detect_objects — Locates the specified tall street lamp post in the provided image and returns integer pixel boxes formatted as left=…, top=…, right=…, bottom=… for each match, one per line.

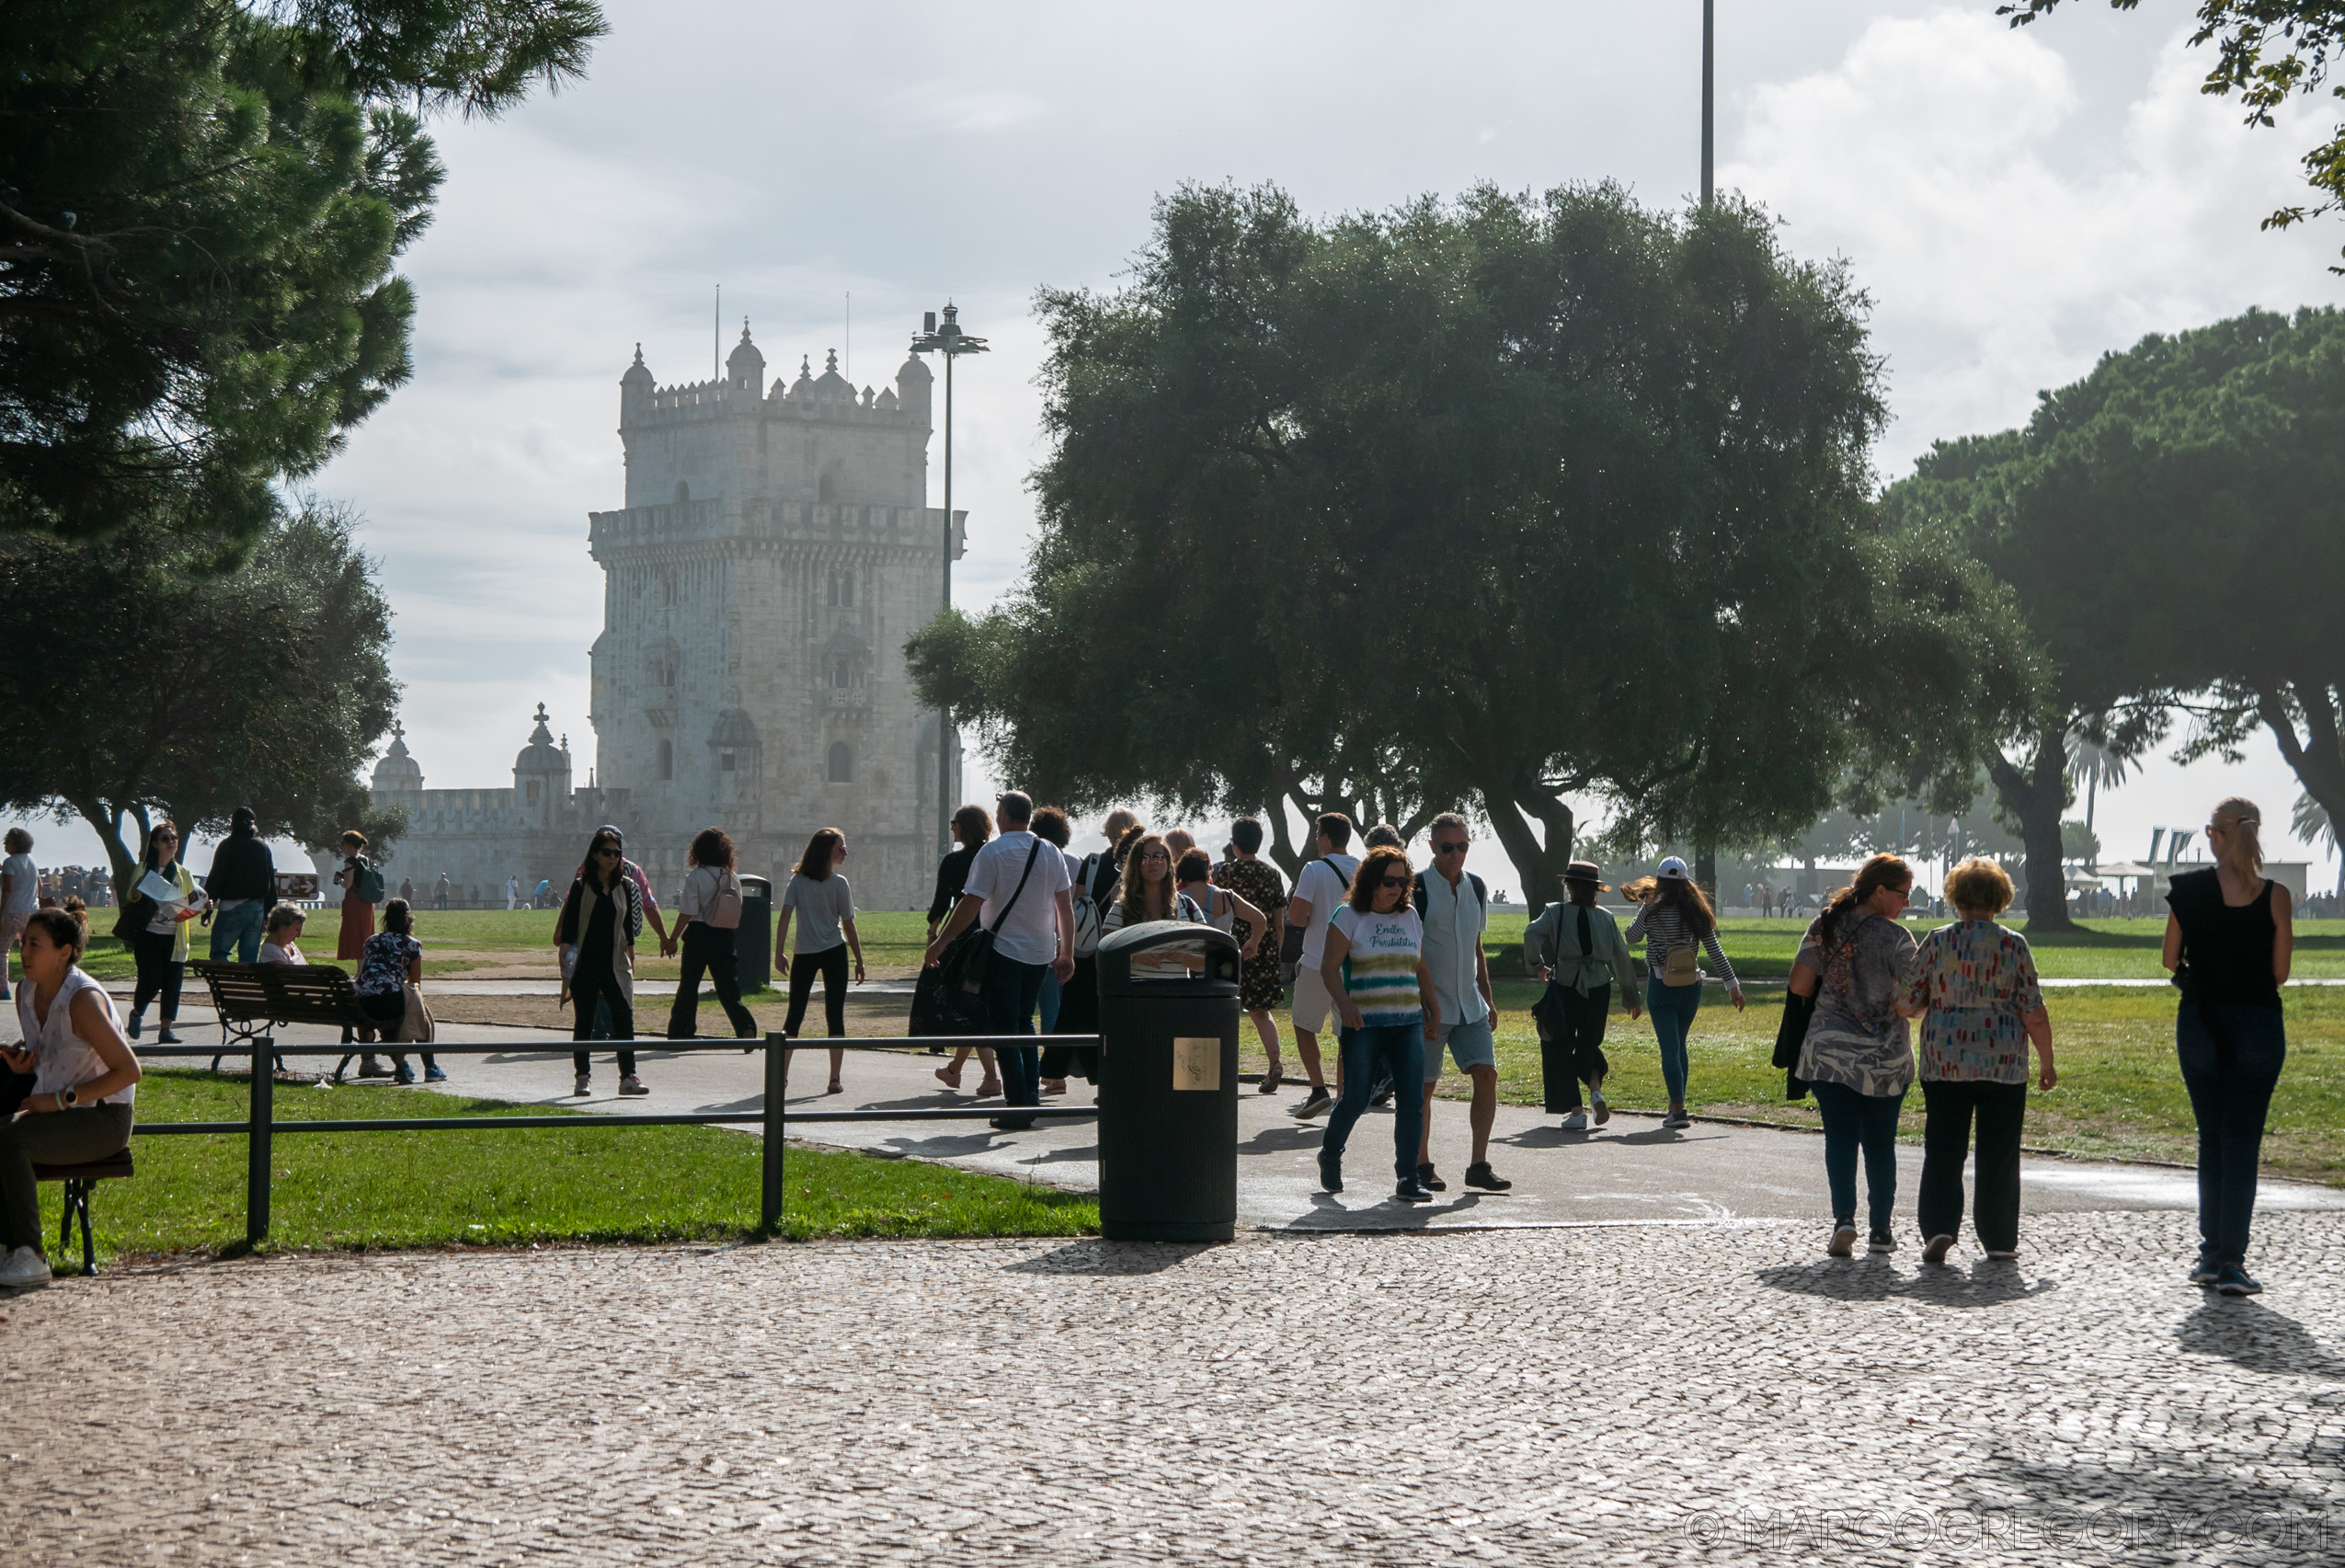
left=1701, top=0, right=1715, bottom=208
left=909, top=303, right=988, bottom=858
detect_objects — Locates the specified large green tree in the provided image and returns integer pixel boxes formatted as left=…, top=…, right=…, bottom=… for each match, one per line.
left=912, top=183, right=2030, bottom=909
left=2005, top=2, right=2345, bottom=265
left=0, top=0, right=603, bottom=548
left=0, top=503, right=402, bottom=891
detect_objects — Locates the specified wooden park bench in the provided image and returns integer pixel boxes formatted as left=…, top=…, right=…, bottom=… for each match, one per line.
left=35, top=1150, right=134, bottom=1276
left=188, top=960, right=374, bottom=1078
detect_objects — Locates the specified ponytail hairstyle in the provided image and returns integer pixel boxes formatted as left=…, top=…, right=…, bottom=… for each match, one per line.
left=2210, top=795, right=2264, bottom=878
left=382, top=897, right=414, bottom=936
left=1818, top=853, right=1914, bottom=950
left=24, top=903, right=87, bottom=963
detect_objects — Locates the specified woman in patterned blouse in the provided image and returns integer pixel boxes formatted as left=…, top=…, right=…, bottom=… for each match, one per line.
left=1898, top=858, right=2056, bottom=1265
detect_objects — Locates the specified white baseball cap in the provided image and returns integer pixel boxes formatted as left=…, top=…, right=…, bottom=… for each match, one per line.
left=1655, top=856, right=1692, bottom=881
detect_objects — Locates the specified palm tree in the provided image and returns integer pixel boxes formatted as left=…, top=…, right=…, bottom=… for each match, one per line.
left=2292, top=793, right=2340, bottom=898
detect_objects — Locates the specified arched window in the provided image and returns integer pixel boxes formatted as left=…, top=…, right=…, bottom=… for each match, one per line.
left=658, top=738, right=674, bottom=781
left=830, top=657, right=851, bottom=689
left=827, top=742, right=852, bottom=784
left=828, top=569, right=855, bottom=608
left=719, top=749, right=737, bottom=773
left=525, top=779, right=542, bottom=804
left=818, top=464, right=841, bottom=505
left=674, top=480, right=690, bottom=505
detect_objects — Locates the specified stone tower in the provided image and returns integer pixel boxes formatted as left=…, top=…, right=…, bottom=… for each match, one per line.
left=585, top=324, right=964, bottom=906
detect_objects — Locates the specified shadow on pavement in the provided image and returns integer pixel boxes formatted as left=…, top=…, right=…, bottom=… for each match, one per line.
left=1242, top=1125, right=1328, bottom=1153
left=1002, top=1240, right=1219, bottom=1275
left=1755, top=1255, right=2058, bottom=1306
left=2177, top=1298, right=2345, bottom=1379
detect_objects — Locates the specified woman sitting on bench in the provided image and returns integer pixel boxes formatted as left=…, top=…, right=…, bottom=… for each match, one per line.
left=0, top=905, right=140, bottom=1288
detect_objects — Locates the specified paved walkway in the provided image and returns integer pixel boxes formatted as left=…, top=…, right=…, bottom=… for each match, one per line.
left=7, top=1215, right=2344, bottom=1565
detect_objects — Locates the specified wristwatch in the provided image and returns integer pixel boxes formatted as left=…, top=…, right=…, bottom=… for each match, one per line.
left=59, top=1085, right=78, bottom=1109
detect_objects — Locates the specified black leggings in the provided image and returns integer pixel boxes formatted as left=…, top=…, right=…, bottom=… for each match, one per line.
left=1539, top=983, right=1612, bottom=1112
left=784, top=944, right=849, bottom=1038
left=570, top=963, right=637, bottom=1078
left=669, top=922, right=756, bottom=1040
left=131, top=929, right=183, bottom=1021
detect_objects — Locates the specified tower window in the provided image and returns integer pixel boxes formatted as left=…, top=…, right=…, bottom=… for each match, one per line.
left=830, top=658, right=851, bottom=689
left=526, top=779, right=542, bottom=804
left=720, top=750, right=737, bottom=773
left=827, top=742, right=852, bottom=784
left=658, top=738, right=674, bottom=780
left=829, top=570, right=855, bottom=608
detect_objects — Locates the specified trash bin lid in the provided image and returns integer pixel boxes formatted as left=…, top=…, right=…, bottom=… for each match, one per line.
left=738, top=875, right=772, bottom=897
left=1097, top=920, right=1241, bottom=992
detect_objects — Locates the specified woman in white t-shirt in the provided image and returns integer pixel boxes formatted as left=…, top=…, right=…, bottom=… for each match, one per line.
left=0, top=827, right=37, bottom=1001
left=668, top=827, right=757, bottom=1044
left=780, top=828, right=866, bottom=1094
left=0, top=906, right=140, bottom=1287
left=1315, top=845, right=1440, bottom=1204
left=259, top=904, right=309, bottom=966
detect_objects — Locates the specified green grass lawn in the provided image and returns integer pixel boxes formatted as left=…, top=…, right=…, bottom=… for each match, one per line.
left=49, top=1069, right=1095, bottom=1267
left=1403, top=980, right=2345, bottom=1185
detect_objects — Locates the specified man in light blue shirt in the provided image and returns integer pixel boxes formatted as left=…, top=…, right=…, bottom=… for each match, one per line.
left=1415, top=812, right=1507, bottom=1193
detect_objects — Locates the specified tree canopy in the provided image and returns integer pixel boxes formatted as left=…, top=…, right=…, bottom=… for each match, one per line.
left=0, top=0, right=604, bottom=549
left=0, top=503, right=402, bottom=890
left=910, top=182, right=2031, bottom=906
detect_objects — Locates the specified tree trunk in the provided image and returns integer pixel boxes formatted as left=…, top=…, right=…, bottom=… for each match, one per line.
left=1987, top=720, right=2076, bottom=932
left=68, top=795, right=143, bottom=906
left=1478, top=779, right=1573, bottom=918
left=1265, top=800, right=1303, bottom=880
left=2258, top=681, right=2345, bottom=905
left=1695, top=845, right=1718, bottom=907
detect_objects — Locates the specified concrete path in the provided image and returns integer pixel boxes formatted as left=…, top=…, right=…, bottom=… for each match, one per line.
left=159, top=1021, right=2345, bottom=1236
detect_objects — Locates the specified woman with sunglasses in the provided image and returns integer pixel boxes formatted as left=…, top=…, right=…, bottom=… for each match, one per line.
left=2162, top=796, right=2292, bottom=1296
left=1789, top=853, right=1919, bottom=1257
left=555, top=827, right=649, bottom=1097
left=1100, top=834, right=1207, bottom=977
left=124, top=819, right=205, bottom=1045
left=1316, top=844, right=1440, bottom=1203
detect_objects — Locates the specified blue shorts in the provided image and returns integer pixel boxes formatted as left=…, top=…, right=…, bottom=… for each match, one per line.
left=1426, top=1017, right=1496, bottom=1080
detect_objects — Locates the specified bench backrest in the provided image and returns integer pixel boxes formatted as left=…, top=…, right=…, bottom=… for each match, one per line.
left=189, top=961, right=367, bottom=1027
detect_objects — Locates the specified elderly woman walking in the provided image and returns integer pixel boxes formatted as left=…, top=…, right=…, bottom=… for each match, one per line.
left=2164, top=796, right=2293, bottom=1297
left=1525, top=861, right=1642, bottom=1129
left=1790, top=853, right=1919, bottom=1257
left=1899, top=858, right=2056, bottom=1264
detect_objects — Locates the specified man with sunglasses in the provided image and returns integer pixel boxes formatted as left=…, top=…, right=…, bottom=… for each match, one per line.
left=1413, top=813, right=1509, bottom=1192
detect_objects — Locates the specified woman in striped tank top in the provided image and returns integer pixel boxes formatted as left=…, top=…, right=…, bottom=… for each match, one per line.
left=1315, top=844, right=1441, bottom=1203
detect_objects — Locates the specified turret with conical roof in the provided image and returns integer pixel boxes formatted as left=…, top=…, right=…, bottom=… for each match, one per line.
left=725, top=320, right=764, bottom=395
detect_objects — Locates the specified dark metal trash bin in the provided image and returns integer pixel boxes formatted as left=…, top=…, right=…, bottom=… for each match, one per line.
left=1096, top=920, right=1241, bottom=1242
left=736, top=876, right=773, bottom=993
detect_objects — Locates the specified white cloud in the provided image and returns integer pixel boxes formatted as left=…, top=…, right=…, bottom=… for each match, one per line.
left=1724, top=7, right=2345, bottom=472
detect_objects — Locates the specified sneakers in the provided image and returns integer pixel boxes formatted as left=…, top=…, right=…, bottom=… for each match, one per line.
left=1662, top=1108, right=1691, bottom=1129
left=1394, top=1178, right=1434, bottom=1203
left=1290, top=1087, right=1333, bottom=1119
left=1040, top=1079, right=1068, bottom=1096
left=423, top=1066, right=448, bottom=1083
left=933, top=1064, right=964, bottom=1091
left=618, top=1075, right=649, bottom=1096
left=1368, top=1090, right=1394, bottom=1109
left=0, top=1245, right=50, bottom=1288
left=1558, top=1110, right=1589, bottom=1132
left=1590, top=1088, right=1610, bottom=1127
left=125, top=1011, right=143, bottom=1040
left=1985, top=1248, right=2018, bottom=1261
left=975, top=1077, right=1003, bottom=1099
left=2215, top=1265, right=2263, bottom=1297
left=1464, top=1162, right=1512, bottom=1192
left=1416, top=1162, right=1447, bottom=1193
left=359, top=1057, right=393, bottom=1080
left=392, top=1064, right=417, bottom=1086
left=1317, top=1149, right=1343, bottom=1194
left=1921, top=1233, right=1954, bottom=1265
left=574, top=1073, right=592, bottom=1096
left=1827, top=1223, right=1858, bottom=1258
left=156, top=1028, right=183, bottom=1045
left=1868, top=1228, right=1898, bottom=1253
left=2189, top=1259, right=2222, bottom=1287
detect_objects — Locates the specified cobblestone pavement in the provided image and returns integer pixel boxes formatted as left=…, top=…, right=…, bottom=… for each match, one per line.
left=7, top=1210, right=2344, bottom=1566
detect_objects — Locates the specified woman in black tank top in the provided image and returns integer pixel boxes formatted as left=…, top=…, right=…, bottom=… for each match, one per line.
left=2161, top=797, right=2293, bottom=1297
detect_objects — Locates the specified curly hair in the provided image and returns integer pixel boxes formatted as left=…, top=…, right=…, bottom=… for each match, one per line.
left=690, top=826, right=737, bottom=871
left=1347, top=845, right=1414, bottom=913
left=1944, top=857, right=2013, bottom=917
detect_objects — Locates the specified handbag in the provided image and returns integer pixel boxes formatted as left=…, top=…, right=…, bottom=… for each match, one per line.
left=1773, top=986, right=1816, bottom=1100
left=940, top=840, right=1043, bottom=999
left=398, top=983, right=437, bottom=1045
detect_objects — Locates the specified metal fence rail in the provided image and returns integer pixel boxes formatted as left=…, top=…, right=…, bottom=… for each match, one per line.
left=130, top=1033, right=1101, bottom=1242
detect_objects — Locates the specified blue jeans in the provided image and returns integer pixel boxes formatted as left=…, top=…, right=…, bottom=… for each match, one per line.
left=1645, top=977, right=1702, bottom=1104
left=1321, top=1022, right=1427, bottom=1183
left=1038, top=967, right=1063, bottom=1034
left=982, top=956, right=1050, bottom=1113
left=209, top=900, right=265, bottom=964
left=1812, top=1080, right=1906, bottom=1231
left=2177, top=1003, right=2286, bottom=1268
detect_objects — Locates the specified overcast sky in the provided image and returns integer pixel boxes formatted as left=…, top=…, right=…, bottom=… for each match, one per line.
left=18, top=1, right=2345, bottom=892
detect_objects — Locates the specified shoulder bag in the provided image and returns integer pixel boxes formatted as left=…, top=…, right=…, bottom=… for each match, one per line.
left=704, top=869, right=743, bottom=931
left=1279, top=859, right=1336, bottom=980
left=941, top=841, right=1044, bottom=999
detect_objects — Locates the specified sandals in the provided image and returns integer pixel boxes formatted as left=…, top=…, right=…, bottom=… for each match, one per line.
left=1258, top=1068, right=1285, bottom=1095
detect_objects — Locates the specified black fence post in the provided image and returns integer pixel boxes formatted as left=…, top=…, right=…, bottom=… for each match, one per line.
left=246, top=1035, right=273, bottom=1245
left=760, top=1031, right=786, bottom=1235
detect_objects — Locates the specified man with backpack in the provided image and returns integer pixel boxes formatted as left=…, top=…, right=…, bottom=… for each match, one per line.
left=1284, top=813, right=1360, bottom=1119
left=1413, top=813, right=1509, bottom=1192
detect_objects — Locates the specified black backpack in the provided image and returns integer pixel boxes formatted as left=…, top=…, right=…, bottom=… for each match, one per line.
left=1412, top=870, right=1485, bottom=917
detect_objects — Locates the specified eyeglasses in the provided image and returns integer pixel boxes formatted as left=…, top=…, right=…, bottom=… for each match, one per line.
left=595, top=845, right=622, bottom=858
left=1139, top=851, right=1171, bottom=863
left=1378, top=875, right=1409, bottom=888
left=1433, top=841, right=1468, bottom=854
